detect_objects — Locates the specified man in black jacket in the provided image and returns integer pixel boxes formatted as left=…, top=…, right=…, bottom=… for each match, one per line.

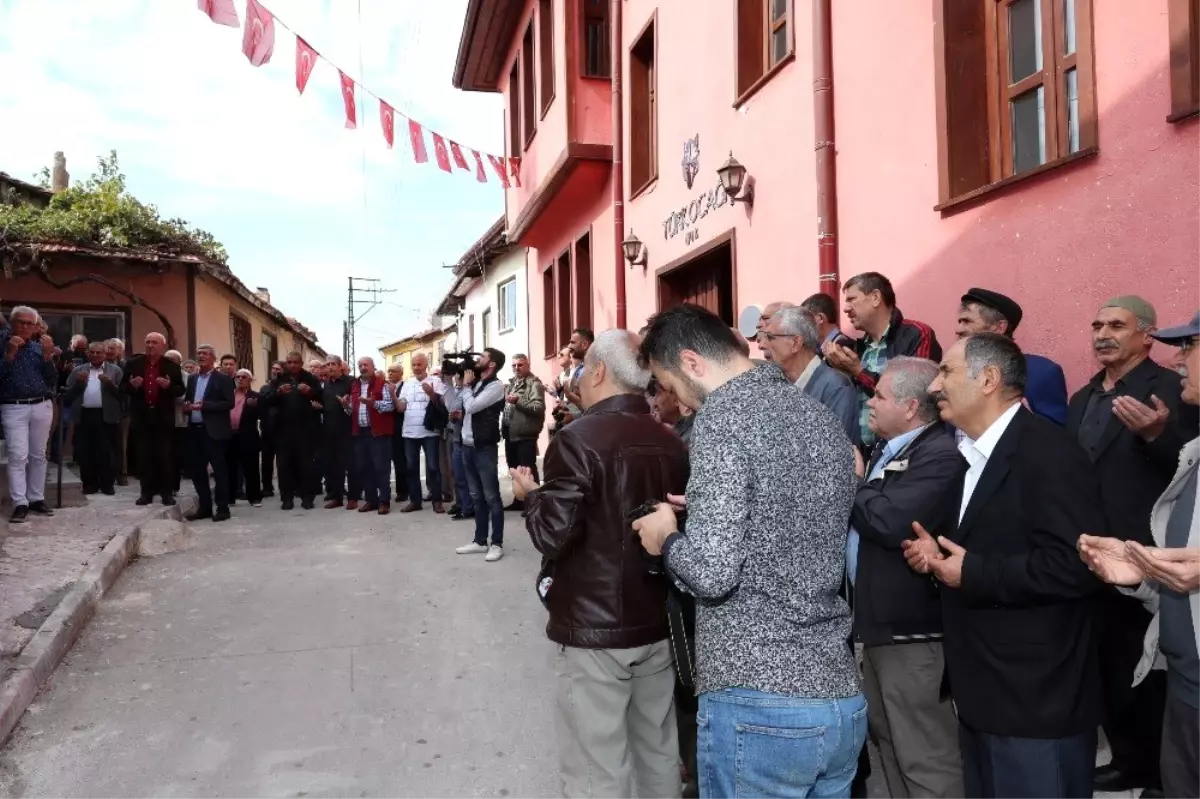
left=851, top=357, right=965, bottom=798
left=320, top=356, right=355, bottom=509
left=183, top=345, right=235, bottom=522
left=227, top=369, right=263, bottom=508
left=906, top=334, right=1105, bottom=798
left=122, top=332, right=186, bottom=507
left=264, top=351, right=323, bottom=510
left=260, top=360, right=284, bottom=498
left=1067, top=296, right=1198, bottom=794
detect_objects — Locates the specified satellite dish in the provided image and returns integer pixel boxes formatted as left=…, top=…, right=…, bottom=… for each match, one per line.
left=737, top=305, right=762, bottom=338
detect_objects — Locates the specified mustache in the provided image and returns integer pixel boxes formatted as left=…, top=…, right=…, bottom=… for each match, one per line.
left=1094, top=339, right=1119, bottom=351
left=931, top=391, right=949, bottom=404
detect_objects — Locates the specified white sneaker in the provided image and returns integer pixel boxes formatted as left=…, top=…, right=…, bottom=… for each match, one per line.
left=485, top=545, right=504, bottom=562
left=456, top=543, right=489, bottom=555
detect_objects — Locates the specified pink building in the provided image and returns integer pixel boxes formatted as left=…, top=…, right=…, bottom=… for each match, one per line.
left=454, top=0, right=1199, bottom=388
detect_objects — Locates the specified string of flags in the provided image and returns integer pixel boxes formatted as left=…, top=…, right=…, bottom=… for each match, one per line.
left=196, top=0, right=521, bottom=187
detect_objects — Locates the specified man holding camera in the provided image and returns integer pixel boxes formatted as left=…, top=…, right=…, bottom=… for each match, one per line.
left=454, top=348, right=508, bottom=562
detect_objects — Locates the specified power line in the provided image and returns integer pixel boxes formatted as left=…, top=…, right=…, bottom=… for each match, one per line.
left=345, top=276, right=396, bottom=362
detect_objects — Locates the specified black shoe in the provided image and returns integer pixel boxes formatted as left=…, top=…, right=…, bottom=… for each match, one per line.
left=453, top=511, right=475, bottom=521
left=82, top=486, right=99, bottom=495
left=135, top=495, right=153, bottom=506
left=281, top=499, right=295, bottom=511
left=213, top=509, right=231, bottom=522
left=161, top=495, right=176, bottom=507
left=28, top=501, right=54, bottom=516
left=263, top=489, right=275, bottom=498
left=1094, top=765, right=1141, bottom=793
left=505, top=501, right=524, bottom=512
left=301, top=498, right=315, bottom=510
left=185, top=509, right=213, bottom=522
left=9, top=505, right=28, bottom=524
left=101, top=487, right=115, bottom=496
left=1141, top=789, right=1165, bottom=799
left=448, top=504, right=461, bottom=515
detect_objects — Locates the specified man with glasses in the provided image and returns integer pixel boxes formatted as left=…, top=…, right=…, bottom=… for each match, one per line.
left=0, top=306, right=58, bottom=523
left=228, top=368, right=264, bottom=508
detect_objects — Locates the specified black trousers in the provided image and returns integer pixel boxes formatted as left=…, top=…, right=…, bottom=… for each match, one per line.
left=390, top=433, right=408, bottom=502
left=1099, top=589, right=1165, bottom=784
left=188, top=425, right=230, bottom=513
left=261, top=431, right=276, bottom=492
left=959, top=722, right=1095, bottom=798
left=1162, top=693, right=1199, bottom=799
left=504, top=437, right=540, bottom=483
left=75, top=409, right=115, bottom=492
left=172, top=426, right=188, bottom=491
left=277, top=424, right=318, bottom=501
left=227, top=429, right=262, bottom=504
left=323, top=426, right=354, bottom=500
left=135, top=422, right=175, bottom=499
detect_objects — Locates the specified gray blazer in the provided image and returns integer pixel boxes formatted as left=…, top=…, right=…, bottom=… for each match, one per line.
left=801, top=360, right=861, bottom=446
left=64, top=362, right=124, bottom=425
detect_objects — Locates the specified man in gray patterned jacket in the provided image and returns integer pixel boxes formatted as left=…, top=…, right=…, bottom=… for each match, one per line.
left=634, top=303, right=866, bottom=798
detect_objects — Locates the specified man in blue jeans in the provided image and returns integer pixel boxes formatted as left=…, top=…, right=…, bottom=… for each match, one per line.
left=455, top=348, right=506, bottom=563
left=634, top=305, right=866, bottom=798
left=396, top=353, right=446, bottom=514
left=444, top=374, right=475, bottom=521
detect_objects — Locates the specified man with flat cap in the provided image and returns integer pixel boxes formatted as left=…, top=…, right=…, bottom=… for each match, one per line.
left=1068, top=295, right=1199, bottom=795
left=955, top=288, right=1069, bottom=424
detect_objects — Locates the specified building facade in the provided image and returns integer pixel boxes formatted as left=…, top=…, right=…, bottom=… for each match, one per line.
left=435, top=216, right=531, bottom=382
left=378, top=324, right=457, bottom=375
left=454, top=0, right=1198, bottom=388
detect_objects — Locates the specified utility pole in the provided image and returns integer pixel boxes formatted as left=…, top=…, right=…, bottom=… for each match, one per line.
left=346, top=276, right=396, bottom=362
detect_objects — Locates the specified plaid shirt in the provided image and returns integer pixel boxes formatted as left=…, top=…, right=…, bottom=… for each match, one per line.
left=857, top=331, right=890, bottom=447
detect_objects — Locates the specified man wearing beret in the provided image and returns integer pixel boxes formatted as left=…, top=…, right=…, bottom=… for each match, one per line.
left=955, top=288, right=1069, bottom=425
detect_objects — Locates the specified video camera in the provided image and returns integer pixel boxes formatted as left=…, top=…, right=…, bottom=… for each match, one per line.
left=440, top=351, right=482, bottom=378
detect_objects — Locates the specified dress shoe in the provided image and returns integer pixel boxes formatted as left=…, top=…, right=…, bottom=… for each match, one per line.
left=262, top=488, right=275, bottom=498
left=82, top=486, right=99, bottom=495
left=185, top=509, right=213, bottom=522
left=346, top=500, right=359, bottom=511
left=1141, top=789, right=1165, bottom=799
left=161, top=495, right=176, bottom=507
left=101, top=487, right=115, bottom=496
left=1094, top=765, right=1140, bottom=793
left=358, top=504, right=377, bottom=513
left=324, top=499, right=343, bottom=509
left=399, top=503, right=421, bottom=513
left=301, top=498, right=315, bottom=510
left=116, top=477, right=129, bottom=487
left=452, top=511, right=475, bottom=521
left=378, top=505, right=390, bottom=515
left=448, top=504, right=461, bottom=516
left=281, top=499, right=295, bottom=511
left=29, top=501, right=55, bottom=517
left=505, top=501, right=524, bottom=512
left=213, top=509, right=231, bottom=522
left=433, top=502, right=446, bottom=514
left=135, top=495, right=154, bottom=506
left=9, top=506, right=28, bottom=524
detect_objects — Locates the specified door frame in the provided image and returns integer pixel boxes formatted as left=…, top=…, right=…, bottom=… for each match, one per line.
left=654, top=227, right=739, bottom=321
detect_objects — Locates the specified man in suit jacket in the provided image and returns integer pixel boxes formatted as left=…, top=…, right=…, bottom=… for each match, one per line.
left=1066, top=296, right=1198, bottom=793
left=63, top=341, right=123, bottom=495
left=905, top=333, right=1105, bottom=799
left=955, top=288, right=1069, bottom=425
left=262, top=352, right=324, bottom=510
left=183, top=345, right=235, bottom=522
left=760, top=306, right=860, bottom=445
left=121, top=332, right=186, bottom=506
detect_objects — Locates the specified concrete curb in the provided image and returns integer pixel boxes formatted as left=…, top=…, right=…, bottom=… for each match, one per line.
left=0, top=495, right=197, bottom=744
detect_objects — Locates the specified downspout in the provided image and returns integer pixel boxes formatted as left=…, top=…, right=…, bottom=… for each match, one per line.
left=611, top=0, right=627, bottom=329
left=185, top=264, right=197, bottom=355
left=813, top=0, right=840, bottom=298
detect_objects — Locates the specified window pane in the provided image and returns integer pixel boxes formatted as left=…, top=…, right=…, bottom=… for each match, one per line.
left=1063, top=0, right=1076, bottom=55
left=1011, top=86, right=1046, bottom=173
left=771, top=22, right=788, bottom=66
left=1008, top=0, right=1043, bottom=82
left=1066, top=67, right=1080, bottom=152
left=771, top=0, right=786, bottom=23
left=81, top=315, right=120, bottom=345
left=41, top=313, right=74, bottom=350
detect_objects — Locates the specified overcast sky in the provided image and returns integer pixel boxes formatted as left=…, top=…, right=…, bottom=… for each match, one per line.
left=0, top=0, right=504, bottom=360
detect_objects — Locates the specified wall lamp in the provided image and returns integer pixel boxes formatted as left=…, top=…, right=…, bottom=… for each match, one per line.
left=717, top=151, right=755, bottom=206
left=623, top=229, right=648, bottom=268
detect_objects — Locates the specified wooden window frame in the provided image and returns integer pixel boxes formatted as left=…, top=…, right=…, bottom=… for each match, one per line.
left=555, top=249, right=573, bottom=350
left=542, top=263, right=556, bottom=358
left=573, top=229, right=594, bottom=334
left=228, top=311, right=254, bottom=374
left=497, top=277, right=518, bottom=333
left=522, top=22, right=538, bottom=149
left=542, top=229, right=595, bottom=359
left=1168, top=0, right=1200, bottom=122
left=507, top=61, right=521, bottom=158
left=261, top=330, right=278, bottom=372
left=581, top=0, right=612, bottom=79
left=933, top=0, right=1097, bottom=212
left=629, top=13, right=659, bottom=198
left=734, top=0, right=795, bottom=108
left=539, top=0, right=556, bottom=119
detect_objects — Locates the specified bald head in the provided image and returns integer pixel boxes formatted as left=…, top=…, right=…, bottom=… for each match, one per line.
left=144, top=332, right=166, bottom=359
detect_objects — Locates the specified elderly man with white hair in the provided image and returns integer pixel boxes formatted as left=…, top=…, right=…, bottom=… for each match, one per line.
left=512, top=329, right=690, bottom=798
left=0, top=305, right=58, bottom=523
left=121, top=332, right=186, bottom=506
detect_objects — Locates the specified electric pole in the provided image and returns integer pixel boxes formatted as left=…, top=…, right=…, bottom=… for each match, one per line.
left=346, top=276, right=396, bottom=363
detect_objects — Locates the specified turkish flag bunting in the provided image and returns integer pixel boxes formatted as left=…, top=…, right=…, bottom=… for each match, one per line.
left=339, top=70, right=357, bottom=129
left=487, top=154, right=511, bottom=188
left=379, top=101, right=395, bottom=149
left=449, top=141, right=470, bottom=171
left=431, top=133, right=453, bottom=173
left=508, top=157, right=522, bottom=188
left=408, top=119, right=429, bottom=163
left=241, top=0, right=276, bottom=67
left=295, top=37, right=318, bottom=94
left=471, top=150, right=489, bottom=183
left=198, top=0, right=238, bottom=27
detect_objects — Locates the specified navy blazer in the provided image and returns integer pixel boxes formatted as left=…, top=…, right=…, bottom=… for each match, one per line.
left=183, top=370, right=235, bottom=441
left=1024, top=353, right=1069, bottom=426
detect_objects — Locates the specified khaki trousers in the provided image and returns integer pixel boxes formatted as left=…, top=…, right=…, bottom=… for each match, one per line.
left=862, top=641, right=964, bottom=798
left=554, top=640, right=681, bottom=799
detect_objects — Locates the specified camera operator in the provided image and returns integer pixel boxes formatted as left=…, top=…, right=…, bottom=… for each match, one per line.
left=513, top=329, right=688, bottom=798
left=453, top=348, right=508, bottom=562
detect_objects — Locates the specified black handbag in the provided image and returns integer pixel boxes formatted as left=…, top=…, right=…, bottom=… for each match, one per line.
left=423, top=398, right=448, bottom=431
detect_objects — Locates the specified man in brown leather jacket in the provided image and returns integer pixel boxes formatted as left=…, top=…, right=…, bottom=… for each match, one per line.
left=513, top=329, right=689, bottom=799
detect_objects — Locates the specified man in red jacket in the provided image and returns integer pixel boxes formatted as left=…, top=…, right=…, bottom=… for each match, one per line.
left=343, top=356, right=395, bottom=515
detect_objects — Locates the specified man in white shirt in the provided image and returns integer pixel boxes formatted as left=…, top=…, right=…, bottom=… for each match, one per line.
left=63, top=341, right=123, bottom=495
left=396, top=353, right=447, bottom=514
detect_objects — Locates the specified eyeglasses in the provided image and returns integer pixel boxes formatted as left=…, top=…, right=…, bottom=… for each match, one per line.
left=757, top=332, right=798, bottom=343
left=1181, top=338, right=1199, bottom=355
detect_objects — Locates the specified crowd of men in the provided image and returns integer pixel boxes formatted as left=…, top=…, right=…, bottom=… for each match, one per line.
left=508, top=273, right=1199, bottom=799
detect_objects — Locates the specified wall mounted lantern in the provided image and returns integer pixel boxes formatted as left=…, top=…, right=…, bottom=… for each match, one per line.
left=717, top=151, right=754, bottom=206
left=623, top=229, right=648, bottom=268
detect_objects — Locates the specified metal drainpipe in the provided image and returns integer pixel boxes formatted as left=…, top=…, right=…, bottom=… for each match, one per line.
left=813, top=0, right=840, bottom=298
left=611, top=0, right=627, bottom=329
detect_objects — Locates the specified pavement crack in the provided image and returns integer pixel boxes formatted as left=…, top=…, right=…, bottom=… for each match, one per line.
left=85, top=639, right=403, bottom=671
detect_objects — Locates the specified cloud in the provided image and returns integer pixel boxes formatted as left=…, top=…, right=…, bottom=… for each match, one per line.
left=0, top=0, right=504, bottom=356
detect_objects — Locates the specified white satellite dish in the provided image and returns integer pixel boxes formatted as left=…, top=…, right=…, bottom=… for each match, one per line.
left=737, top=305, right=762, bottom=338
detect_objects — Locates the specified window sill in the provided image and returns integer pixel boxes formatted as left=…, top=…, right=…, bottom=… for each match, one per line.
left=629, top=173, right=658, bottom=201
left=934, top=146, right=1099, bottom=214
left=581, top=73, right=612, bottom=82
left=733, top=51, right=795, bottom=109
left=498, top=327, right=515, bottom=336
left=1167, top=106, right=1199, bottom=124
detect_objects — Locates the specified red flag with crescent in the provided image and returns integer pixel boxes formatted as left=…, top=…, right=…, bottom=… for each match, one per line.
left=380, top=101, right=395, bottom=149
left=198, top=0, right=238, bottom=27
left=295, top=37, right=318, bottom=94
left=431, top=133, right=453, bottom=173
left=449, top=141, right=470, bottom=171
left=471, top=150, right=488, bottom=183
left=339, top=71, right=357, bottom=129
left=487, top=154, right=511, bottom=188
left=408, top=119, right=429, bottom=163
left=241, top=0, right=276, bottom=67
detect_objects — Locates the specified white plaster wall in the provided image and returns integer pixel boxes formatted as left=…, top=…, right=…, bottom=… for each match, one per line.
left=459, top=246, right=529, bottom=382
